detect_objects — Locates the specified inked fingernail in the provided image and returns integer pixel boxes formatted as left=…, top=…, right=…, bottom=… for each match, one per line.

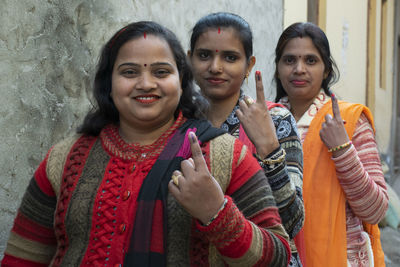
left=189, top=131, right=196, bottom=143
left=255, top=71, right=261, bottom=81
left=331, top=93, right=336, bottom=98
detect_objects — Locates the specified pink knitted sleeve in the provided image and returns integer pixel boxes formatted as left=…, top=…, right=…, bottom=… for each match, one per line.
left=332, top=113, right=388, bottom=224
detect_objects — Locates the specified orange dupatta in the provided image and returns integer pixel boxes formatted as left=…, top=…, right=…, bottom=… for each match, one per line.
left=302, top=100, right=385, bottom=267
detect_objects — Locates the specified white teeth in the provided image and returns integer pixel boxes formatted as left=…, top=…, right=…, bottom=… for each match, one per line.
left=136, top=96, right=156, bottom=100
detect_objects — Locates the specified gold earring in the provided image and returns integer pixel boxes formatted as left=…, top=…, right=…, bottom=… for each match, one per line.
left=245, top=73, right=249, bottom=85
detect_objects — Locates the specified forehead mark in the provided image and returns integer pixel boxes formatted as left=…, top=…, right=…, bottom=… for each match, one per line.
left=144, top=63, right=147, bottom=67
left=215, top=27, right=221, bottom=52
left=143, top=32, right=146, bottom=39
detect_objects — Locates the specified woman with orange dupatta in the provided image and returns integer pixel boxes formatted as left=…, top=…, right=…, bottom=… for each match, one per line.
left=274, top=22, right=388, bottom=267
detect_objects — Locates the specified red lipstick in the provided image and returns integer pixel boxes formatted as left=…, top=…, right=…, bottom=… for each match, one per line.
left=133, top=94, right=160, bottom=104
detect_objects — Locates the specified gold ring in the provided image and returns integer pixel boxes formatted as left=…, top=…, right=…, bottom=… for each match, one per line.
left=171, top=173, right=179, bottom=187
left=244, top=97, right=254, bottom=106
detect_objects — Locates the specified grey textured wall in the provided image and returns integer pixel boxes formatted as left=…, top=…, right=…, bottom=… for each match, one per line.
left=0, top=0, right=283, bottom=258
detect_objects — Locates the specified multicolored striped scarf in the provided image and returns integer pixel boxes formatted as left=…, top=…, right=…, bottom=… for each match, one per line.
left=123, top=119, right=225, bottom=266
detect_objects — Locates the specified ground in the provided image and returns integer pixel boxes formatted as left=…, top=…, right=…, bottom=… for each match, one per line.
left=382, top=173, right=400, bottom=266
left=381, top=226, right=400, bottom=266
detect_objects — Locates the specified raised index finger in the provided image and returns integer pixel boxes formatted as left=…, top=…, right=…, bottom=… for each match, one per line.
left=255, top=71, right=266, bottom=104
left=188, top=131, right=207, bottom=172
left=331, top=93, right=342, bottom=120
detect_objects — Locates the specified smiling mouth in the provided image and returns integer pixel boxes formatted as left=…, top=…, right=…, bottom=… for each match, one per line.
left=133, top=95, right=161, bottom=104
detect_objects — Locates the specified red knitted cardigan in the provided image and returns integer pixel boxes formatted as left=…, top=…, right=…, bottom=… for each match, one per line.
left=3, top=118, right=290, bottom=266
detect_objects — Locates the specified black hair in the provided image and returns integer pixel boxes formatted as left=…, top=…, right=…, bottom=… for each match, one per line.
left=78, top=21, right=206, bottom=136
left=274, top=22, right=339, bottom=102
left=189, top=12, right=253, bottom=60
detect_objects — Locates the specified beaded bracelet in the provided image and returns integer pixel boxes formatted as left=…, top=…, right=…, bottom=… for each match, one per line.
left=255, top=149, right=286, bottom=165
left=202, top=198, right=228, bottom=227
left=327, top=141, right=352, bottom=153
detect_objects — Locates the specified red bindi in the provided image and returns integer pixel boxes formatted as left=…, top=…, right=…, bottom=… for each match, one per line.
left=144, top=64, right=147, bottom=67
left=218, top=27, right=221, bottom=34
left=144, top=32, right=146, bottom=39
left=216, top=49, right=219, bottom=52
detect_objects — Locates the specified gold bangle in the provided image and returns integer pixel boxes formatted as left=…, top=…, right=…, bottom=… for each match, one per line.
left=256, top=149, right=286, bottom=165
left=327, top=141, right=352, bottom=153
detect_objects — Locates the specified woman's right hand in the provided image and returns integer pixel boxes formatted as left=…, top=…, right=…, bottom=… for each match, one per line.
left=236, top=71, right=280, bottom=158
left=319, top=94, right=350, bottom=157
left=168, top=132, right=225, bottom=225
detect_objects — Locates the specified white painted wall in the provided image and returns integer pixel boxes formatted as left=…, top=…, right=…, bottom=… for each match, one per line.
left=283, top=0, right=308, bottom=28
left=325, top=0, right=368, bottom=105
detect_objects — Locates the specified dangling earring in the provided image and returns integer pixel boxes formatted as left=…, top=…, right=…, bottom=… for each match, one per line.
left=245, top=73, right=249, bottom=85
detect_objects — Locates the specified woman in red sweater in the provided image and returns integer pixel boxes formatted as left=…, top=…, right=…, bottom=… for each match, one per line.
left=2, top=21, right=290, bottom=266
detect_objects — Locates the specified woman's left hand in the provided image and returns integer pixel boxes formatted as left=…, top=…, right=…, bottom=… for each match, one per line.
left=168, top=132, right=225, bottom=225
left=319, top=94, right=350, bottom=157
left=236, top=71, right=280, bottom=158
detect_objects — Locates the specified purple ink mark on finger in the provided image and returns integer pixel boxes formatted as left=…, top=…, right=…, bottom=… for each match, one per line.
left=189, top=132, right=196, bottom=143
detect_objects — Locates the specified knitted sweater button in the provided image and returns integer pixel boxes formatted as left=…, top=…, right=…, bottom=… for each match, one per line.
left=119, top=224, right=126, bottom=234
left=122, top=191, right=131, bottom=201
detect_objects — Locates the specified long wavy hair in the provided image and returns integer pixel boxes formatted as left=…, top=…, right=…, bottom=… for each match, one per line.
left=78, top=21, right=207, bottom=136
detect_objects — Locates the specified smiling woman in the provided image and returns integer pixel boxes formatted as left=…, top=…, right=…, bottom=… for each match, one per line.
left=110, top=35, right=182, bottom=144
left=189, top=12, right=306, bottom=266
left=190, top=26, right=252, bottom=103
left=2, top=21, right=291, bottom=267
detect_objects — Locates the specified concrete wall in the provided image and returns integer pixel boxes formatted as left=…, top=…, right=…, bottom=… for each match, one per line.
left=0, top=0, right=283, bottom=258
